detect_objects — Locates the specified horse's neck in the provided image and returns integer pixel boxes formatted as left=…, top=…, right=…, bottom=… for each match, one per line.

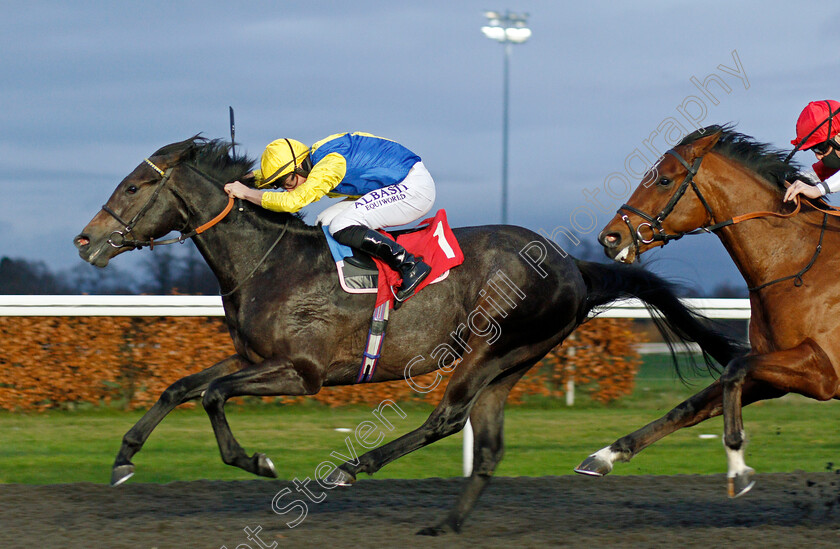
left=703, top=155, right=821, bottom=290
left=174, top=178, right=326, bottom=294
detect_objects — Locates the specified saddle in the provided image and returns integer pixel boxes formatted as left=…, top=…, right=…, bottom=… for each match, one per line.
left=321, top=229, right=381, bottom=294
left=322, top=209, right=462, bottom=304
left=322, top=209, right=464, bottom=382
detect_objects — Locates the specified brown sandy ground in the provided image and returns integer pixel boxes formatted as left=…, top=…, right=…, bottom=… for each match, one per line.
left=1, top=473, right=839, bottom=549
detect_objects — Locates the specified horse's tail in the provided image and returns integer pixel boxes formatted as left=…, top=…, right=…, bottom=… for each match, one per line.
left=574, top=259, right=748, bottom=378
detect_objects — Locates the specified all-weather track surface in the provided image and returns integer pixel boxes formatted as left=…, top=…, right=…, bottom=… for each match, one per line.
left=1, top=473, right=839, bottom=548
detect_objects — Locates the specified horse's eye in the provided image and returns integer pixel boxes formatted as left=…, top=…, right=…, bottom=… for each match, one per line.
left=658, top=177, right=672, bottom=186
left=126, top=185, right=138, bottom=194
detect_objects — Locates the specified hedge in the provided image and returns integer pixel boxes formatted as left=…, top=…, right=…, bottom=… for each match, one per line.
left=0, top=317, right=644, bottom=411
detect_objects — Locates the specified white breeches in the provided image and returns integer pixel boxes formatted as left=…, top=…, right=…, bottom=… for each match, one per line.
left=318, top=161, right=436, bottom=234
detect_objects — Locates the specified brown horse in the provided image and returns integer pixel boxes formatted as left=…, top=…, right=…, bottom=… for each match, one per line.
left=577, top=125, right=840, bottom=497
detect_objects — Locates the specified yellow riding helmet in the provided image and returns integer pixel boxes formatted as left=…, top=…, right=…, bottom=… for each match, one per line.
left=256, top=138, right=310, bottom=189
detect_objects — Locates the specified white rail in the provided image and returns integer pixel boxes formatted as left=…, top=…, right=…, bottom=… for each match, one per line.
left=0, top=295, right=226, bottom=316
left=593, top=298, right=750, bottom=319
left=0, top=296, right=752, bottom=319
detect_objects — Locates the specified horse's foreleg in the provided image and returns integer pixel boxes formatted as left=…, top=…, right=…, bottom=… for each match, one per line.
left=202, top=358, right=322, bottom=477
left=721, top=339, right=836, bottom=497
left=111, top=354, right=247, bottom=486
left=575, top=378, right=784, bottom=477
left=417, top=367, right=528, bottom=536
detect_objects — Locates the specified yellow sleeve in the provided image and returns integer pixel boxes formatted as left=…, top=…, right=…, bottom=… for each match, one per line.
left=260, top=153, right=347, bottom=212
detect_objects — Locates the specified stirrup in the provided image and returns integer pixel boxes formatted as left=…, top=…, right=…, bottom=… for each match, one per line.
left=390, top=284, right=407, bottom=303
left=394, top=263, right=431, bottom=302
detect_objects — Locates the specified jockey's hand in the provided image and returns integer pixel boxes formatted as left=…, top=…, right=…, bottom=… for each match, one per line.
left=784, top=179, right=823, bottom=202
left=224, top=181, right=263, bottom=205
left=224, top=181, right=250, bottom=198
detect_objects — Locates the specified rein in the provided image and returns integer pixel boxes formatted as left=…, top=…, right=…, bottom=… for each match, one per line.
left=103, top=159, right=234, bottom=249
left=219, top=222, right=289, bottom=298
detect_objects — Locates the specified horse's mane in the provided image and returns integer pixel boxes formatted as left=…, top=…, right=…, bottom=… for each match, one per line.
left=153, top=135, right=314, bottom=231
left=679, top=124, right=804, bottom=191
left=152, top=135, right=255, bottom=184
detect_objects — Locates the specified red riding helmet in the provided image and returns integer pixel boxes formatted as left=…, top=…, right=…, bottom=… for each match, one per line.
left=791, top=100, right=840, bottom=150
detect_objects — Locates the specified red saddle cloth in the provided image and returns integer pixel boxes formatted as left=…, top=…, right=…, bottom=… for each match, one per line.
left=374, top=209, right=464, bottom=307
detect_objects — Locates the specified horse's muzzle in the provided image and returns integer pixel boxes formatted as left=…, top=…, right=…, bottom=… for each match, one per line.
left=598, top=229, right=622, bottom=256
left=74, top=233, right=110, bottom=267
left=598, top=228, right=634, bottom=263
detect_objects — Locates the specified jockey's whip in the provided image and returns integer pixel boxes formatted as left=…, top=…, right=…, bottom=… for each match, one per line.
left=229, top=106, right=236, bottom=158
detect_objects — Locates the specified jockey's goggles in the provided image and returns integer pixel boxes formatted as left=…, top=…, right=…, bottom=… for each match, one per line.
left=810, top=140, right=837, bottom=155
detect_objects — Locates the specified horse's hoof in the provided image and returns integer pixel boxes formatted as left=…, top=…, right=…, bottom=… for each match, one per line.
left=325, top=466, right=356, bottom=487
left=254, top=453, right=278, bottom=478
left=574, top=454, right=613, bottom=477
left=727, top=467, right=755, bottom=498
left=111, top=463, right=135, bottom=486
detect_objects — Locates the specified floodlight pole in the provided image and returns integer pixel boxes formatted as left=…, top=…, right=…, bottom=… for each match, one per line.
left=502, top=42, right=511, bottom=225
left=482, top=10, right=531, bottom=225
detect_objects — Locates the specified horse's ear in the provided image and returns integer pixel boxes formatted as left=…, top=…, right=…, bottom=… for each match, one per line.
left=684, top=128, right=722, bottom=160
left=150, top=134, right=202, bottom=165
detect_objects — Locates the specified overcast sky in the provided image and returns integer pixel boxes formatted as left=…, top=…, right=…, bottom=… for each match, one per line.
left=1, top=1, right=837, bottom=293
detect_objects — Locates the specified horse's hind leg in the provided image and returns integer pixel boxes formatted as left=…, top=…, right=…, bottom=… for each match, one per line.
left=202, top=358, right=322, bottom=477
left=721, top=339, right=837, bottom=497
left=330, top=344, right=543, bottom=487
left=575, top=378, right=783, bottom=477
left=331, top=352, right=507, bottom=484
left=111, top=354, right=247, bottom=486
left=417, top=367, right=528, bottom=536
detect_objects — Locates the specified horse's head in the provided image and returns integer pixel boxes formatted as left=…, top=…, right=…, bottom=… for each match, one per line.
left=75, top=138, right=208, bottom=267
left=598, top=128, right=723, bottom=263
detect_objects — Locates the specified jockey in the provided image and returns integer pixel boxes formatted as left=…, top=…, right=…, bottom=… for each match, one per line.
left=224, top=132, right=434, bottom=301
left=784, top=100, right=840, bottom=202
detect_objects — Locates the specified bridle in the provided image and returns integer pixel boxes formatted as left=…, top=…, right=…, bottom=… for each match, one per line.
left=100, top=155, right=289, bottom=297
left=101, top=158, right=234, bottom=250
left=615, top=146, right=829, bottom=292
left=617, top=149, right=726, bottom=257
left=618, top=147, right=810, bottom=251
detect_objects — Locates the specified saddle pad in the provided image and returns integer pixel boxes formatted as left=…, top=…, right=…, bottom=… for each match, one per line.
left=321, top=209, right=462, bottom=303
left=322, top=225, right=379, bottom=294
left=374, top=209, right=464, bottom=306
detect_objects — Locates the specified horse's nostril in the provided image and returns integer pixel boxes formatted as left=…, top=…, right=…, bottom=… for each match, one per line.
left=74, top=235, right=90, bottom=248
left=604, top=233, right=621, bottom=245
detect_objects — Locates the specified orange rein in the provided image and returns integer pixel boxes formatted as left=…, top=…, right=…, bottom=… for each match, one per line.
left=194, top=195, right=235, bottom=235
left=735, top=196, right=835, bottom=292
left=729, top=197, right=801, bottom=225
left=147, top=195, right=235, bottom=250
left=729, top=195, right=840, bottom=227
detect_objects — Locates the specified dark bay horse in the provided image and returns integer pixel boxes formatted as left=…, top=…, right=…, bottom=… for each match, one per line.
left=582, top=124, right=840, bottom=497
left=75, top=136, right=743, bottom=534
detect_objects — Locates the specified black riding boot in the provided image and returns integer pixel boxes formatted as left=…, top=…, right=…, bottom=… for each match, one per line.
left=333, top=225, right=432, bottom=302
